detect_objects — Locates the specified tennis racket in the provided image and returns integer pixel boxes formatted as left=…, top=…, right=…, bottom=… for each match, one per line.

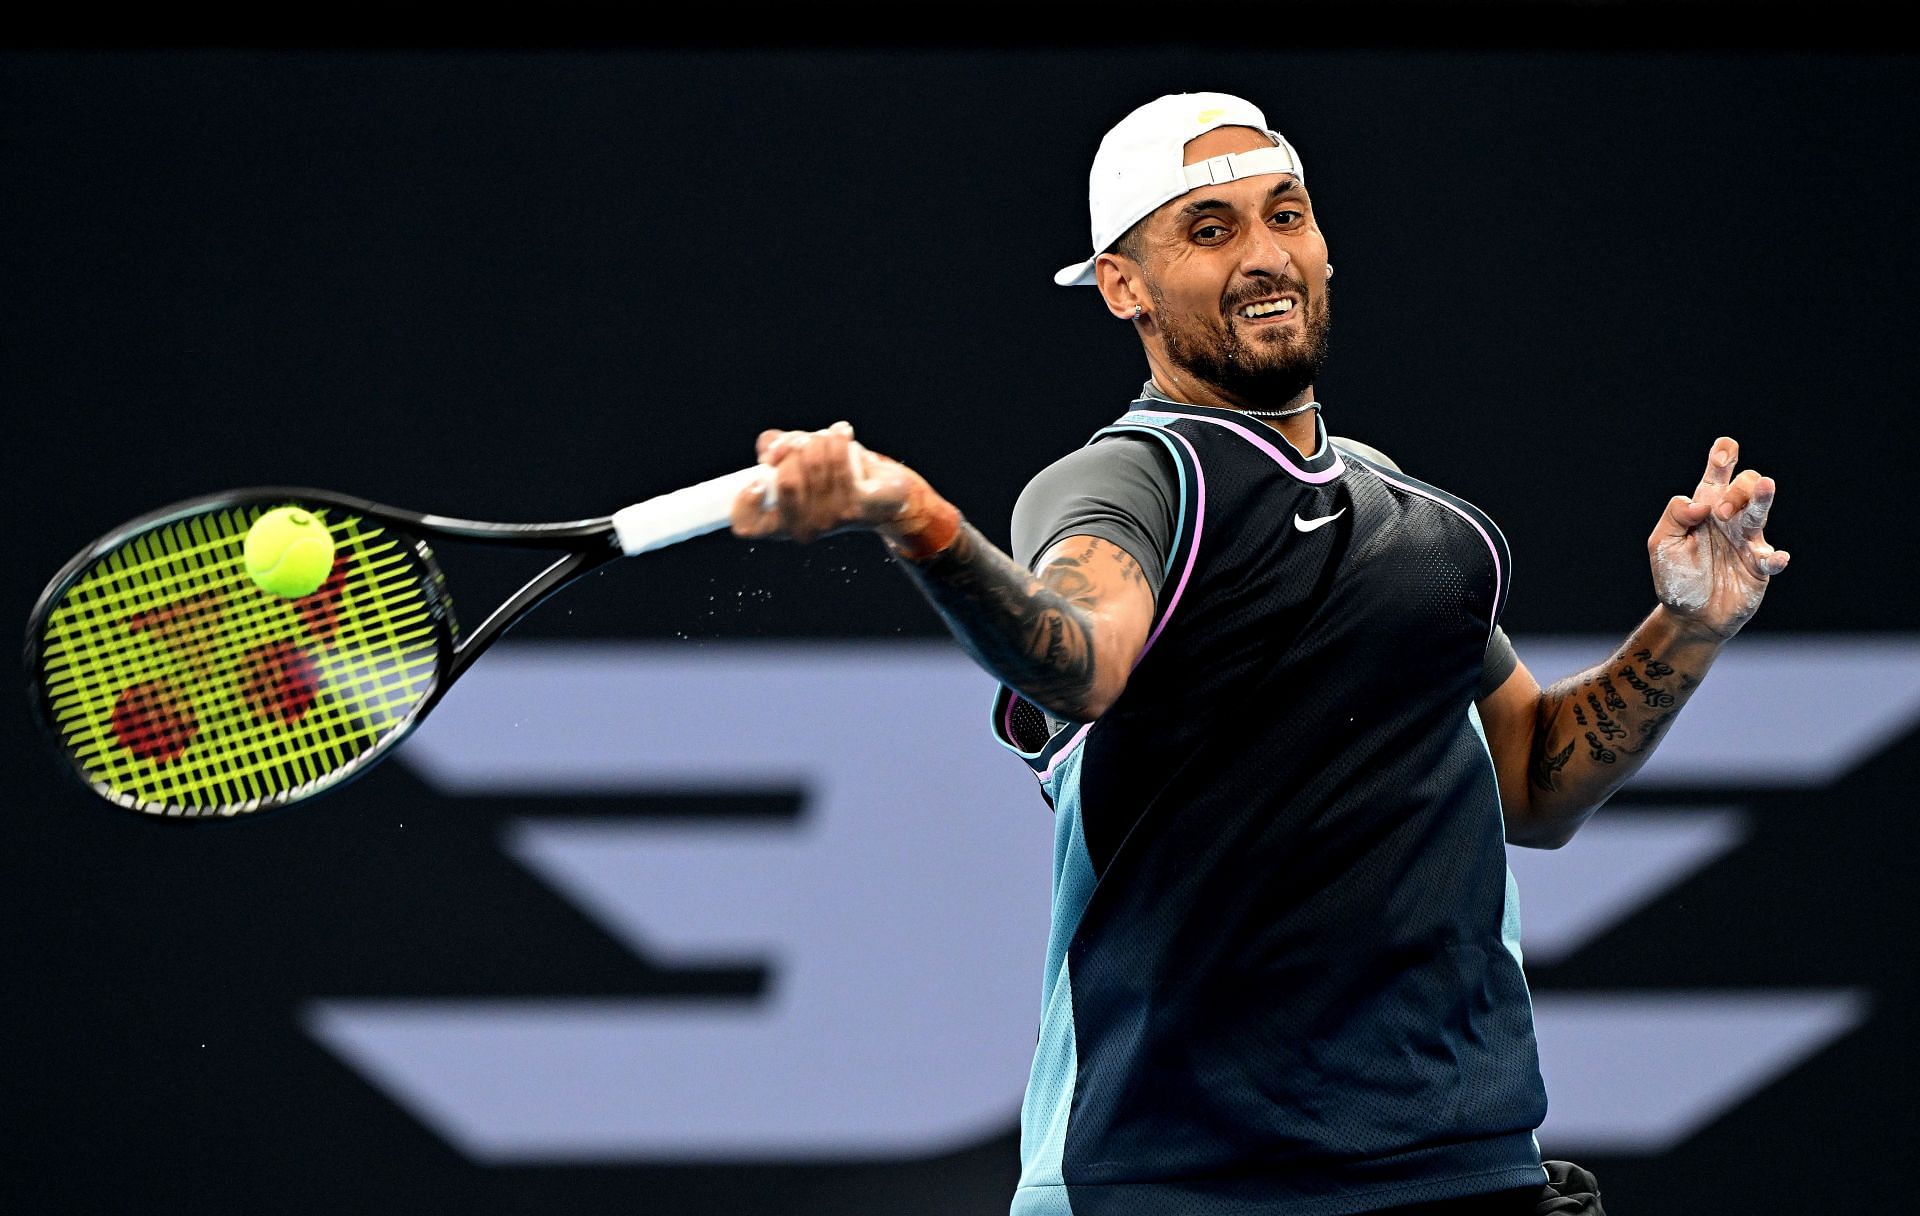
left=25, top=468, right=770, bottom=818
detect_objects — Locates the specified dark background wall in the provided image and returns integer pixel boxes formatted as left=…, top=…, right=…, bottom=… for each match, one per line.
left=5, top=26, right=1915, bottom=1215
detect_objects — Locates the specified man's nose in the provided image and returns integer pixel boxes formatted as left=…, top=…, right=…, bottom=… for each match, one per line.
left=1236, top=223, right=1293, bottom=280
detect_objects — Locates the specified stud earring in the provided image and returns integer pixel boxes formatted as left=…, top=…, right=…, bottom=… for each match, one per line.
left=1132, top=305, right=1143, bottom=317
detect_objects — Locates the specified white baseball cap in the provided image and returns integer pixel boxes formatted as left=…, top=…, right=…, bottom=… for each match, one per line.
left=1054, top=91, right=1304, bottom=287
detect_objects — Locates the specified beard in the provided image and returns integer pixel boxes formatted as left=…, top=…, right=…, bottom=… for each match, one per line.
left=1152, top=279, right=1331, bottom=408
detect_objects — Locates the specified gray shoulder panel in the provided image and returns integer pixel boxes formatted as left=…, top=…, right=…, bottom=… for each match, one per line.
left=1330, top=435, right=1402, bottom=472
left=1010, top=432, right=1179, bottom=599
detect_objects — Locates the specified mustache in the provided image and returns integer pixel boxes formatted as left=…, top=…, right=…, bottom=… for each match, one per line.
left=1221, top=278, right=1311, bottom=312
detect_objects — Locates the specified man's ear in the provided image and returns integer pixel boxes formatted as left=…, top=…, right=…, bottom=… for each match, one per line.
left=1094, top=253, right=1148, bottom=322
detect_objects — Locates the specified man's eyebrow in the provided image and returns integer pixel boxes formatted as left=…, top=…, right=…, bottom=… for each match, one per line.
left=1265, top=177, right=1305, bottom=203
left=1176, top=176, right=1304, bottom=220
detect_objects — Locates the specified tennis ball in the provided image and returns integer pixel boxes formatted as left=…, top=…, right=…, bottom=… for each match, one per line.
left=245, top=507, right=336, bottom=599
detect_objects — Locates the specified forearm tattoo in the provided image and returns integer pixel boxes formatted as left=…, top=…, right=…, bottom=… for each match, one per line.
left=1528, top=635, right=1701, bottom=803
left=896, top=524, right=1133, bottom=720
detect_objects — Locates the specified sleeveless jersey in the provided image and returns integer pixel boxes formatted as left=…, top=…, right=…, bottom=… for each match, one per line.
left=990, top=398, right=1548, bottom=1215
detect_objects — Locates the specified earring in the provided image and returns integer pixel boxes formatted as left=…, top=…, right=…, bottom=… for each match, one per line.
left=1132, top=305, right=1143, bottom=317
left=1325, top=264, right=1334, bottom=279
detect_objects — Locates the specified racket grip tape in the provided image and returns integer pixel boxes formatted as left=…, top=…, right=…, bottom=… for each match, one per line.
left=611, top=466, right=772, bottom=556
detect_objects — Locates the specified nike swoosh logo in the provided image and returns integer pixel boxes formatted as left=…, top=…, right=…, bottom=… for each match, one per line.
left=1293, top=508, right=1346, bottom=533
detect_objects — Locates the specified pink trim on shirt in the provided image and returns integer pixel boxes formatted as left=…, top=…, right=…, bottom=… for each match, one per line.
left=1133, top=425, right=1207, bottom=667
left=1039, top=722, right=1094, bottom=782
left=1143, top=409, right=1345, bottom=484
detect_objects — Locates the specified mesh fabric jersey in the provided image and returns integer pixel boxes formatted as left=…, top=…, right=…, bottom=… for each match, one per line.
left=991, top=399, right=1548, bottom=1215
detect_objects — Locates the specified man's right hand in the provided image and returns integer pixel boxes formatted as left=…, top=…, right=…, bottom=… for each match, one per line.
left=729, top=420, right=958, bottom=556
left=728, top=422, right=1152, bottom=721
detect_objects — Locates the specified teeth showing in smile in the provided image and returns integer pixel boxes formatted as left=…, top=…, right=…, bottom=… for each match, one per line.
left=1239, top=298, right=1296, bottom=319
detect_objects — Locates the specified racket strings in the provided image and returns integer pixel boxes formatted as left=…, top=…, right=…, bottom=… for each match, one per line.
left=37, top=507, right=446, bottom=814
left=41, top=546, right=431, bottom=716
left=53, top=519, right=430, bottom=808
left=47, top=512, right=374, bottom=805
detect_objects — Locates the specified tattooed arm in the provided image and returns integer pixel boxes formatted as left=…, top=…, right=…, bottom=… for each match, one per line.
left=899, top=527, right=1154, bottom=721
left=729, top=421, right=1155, bottom=721
left=1478, top=436, right=1791, bottom=848
left=1479, top=613, right=1719, bottom=847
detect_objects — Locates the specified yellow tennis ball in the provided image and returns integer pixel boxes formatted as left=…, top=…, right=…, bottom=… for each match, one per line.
left=244, top=507, right=336, bottom=599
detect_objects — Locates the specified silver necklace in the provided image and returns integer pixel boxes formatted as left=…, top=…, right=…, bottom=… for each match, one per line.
left=1143, top=381, right=1322, bottom=421
left=1240, top=400, right=1321, bottom=420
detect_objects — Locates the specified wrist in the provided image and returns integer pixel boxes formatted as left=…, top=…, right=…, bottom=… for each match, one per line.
left=879, top=486, right=963, bottom=561
left=1650, top=603, right=1734, bottom=649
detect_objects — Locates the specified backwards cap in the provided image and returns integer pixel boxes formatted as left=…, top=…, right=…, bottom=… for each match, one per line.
left=1055, top=91, right=1304, bottom=287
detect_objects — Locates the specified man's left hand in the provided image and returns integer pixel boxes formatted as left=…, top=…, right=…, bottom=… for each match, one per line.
left=1647, top=436, right=1790, bottom=640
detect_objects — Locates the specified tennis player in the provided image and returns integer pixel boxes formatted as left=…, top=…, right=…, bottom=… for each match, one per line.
left=731, top=92, right=1786, bottom=1215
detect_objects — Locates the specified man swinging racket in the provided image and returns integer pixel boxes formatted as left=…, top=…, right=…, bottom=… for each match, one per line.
left=730, top=92, right=1787, bottom=1215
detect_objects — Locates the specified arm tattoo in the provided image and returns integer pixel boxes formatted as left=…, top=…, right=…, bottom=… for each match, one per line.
left=1632, top=648, right=1675, bottom=680
left=896, top=522, right=1135, bottom=719
left=1523, top=613, right=1718, bottom=821
left=1596, top=675, right=1628, bottom=712
left=1637, top=709, right=1677, bottom=748
left=1530, top=734, right=1577, bottom=793
left=1584, top=694, right=1628, bottom=740
left=1616, top=663, right=1676, bottom=708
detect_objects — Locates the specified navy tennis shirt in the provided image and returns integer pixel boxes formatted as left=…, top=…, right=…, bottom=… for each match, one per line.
left=989, top=385, right=1548, bottom=1215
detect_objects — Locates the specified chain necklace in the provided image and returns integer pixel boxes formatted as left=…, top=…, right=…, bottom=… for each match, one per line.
left=1240, top=400, right=1321, bottom=419
left=1144, top=380, right=1322, bottom=421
